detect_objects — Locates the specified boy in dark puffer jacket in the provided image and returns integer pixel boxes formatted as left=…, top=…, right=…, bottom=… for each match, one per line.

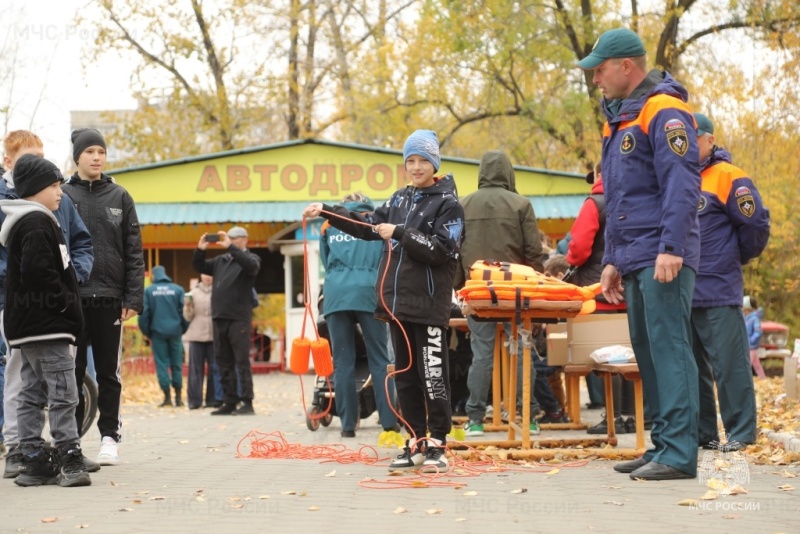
left=0, top=154, right=89, bottom=487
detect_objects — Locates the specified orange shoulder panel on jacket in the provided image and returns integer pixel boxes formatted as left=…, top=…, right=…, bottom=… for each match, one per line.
left=320, top=220, right=331, bottom=235
left=701, top=161, right=748, bottom=202
left=634, top=94, right=694, bottom=135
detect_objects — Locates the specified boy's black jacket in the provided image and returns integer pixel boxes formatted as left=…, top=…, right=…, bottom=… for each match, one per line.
left=0, top=200, right=83, bottom=347
left=321, top=173, right=464, bottom=327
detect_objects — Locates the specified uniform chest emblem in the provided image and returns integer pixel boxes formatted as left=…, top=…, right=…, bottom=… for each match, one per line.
left=667, top=130, right=689, bottom=156
left=620, top=132, right=636, bottom=154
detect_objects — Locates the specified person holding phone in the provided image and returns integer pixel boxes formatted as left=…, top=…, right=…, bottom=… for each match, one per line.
left=192, top=228, right=261, bottom=415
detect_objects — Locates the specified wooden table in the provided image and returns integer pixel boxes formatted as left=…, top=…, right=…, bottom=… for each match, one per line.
left=449, top=305, right=646, bottom=459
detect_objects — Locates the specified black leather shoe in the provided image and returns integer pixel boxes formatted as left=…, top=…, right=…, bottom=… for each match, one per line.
left=613, top=456, right=648, bottom=473
left=341, top=430, right=356, bottom=438
left=630, top=461, right=695, bottom=480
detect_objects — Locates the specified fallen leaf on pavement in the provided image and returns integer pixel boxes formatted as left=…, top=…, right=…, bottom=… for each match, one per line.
left=298, top=490, right=308, bottom=497
left=75, top=524, right=89, bottom=529
left=132, top=500, right=142, bottom=505
left=778, top=484, right=795, bottom=491
left=393, top=507, right=407, bottom=514
left=700, top=490, right=718, bottom=501
left=721, top=514, right=742, bottom=519
left=281, top=491, right=296, bottom=495
left=259, top=495, right=270, bottom=500
left=135, top=491, right=149, bottom=495
left=677, top=499, right=698, bottom=506
left=178, top=440, right=189, bottom=444
left=388, top=471, right=405, bottom=477
left=426, top=509, right=442, bottom=515
left=546, top=468, right=560, bottom=475
left=463, top=491, right=478, bottom=496
left=41, top=517, right=58, bottom=523
left=148, top=496, right=165, bottom=501
left=510, top=488, right=527, bottom=494
left=231, top=504, right=244, bottom=509
left=195, top=496, right=206, bottom=502
left=118, top=508, right=134, bottom=512
left=455, top=518, right=467, bottom=522
left=775, top=470, right=796, bottom=478
left=325, top=470, right=336, bottom=477
left=308, top=506, right=320, bottom=511
left=603, top=501, right=624, bottom=506
left=411, top=481, right=428, bottom=488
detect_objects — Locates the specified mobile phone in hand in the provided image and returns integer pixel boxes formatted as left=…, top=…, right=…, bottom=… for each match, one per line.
left=205, top=234, right=220, bottom=243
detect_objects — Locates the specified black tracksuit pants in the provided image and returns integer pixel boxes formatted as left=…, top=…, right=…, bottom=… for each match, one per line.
left=390, top=320, right=452, bottom=443
left=75, top=297, right=124, bottom=442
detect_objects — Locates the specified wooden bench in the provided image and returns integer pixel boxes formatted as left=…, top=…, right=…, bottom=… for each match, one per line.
left=563, top=362, right=646, bottom=451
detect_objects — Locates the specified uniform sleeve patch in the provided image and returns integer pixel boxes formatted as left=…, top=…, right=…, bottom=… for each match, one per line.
left=667, top=130, right=689, bottom=157
left=734, top=186, right=751, bottom=197
left=737, top=195, right=755, bottom=217
left=664, top=119, right=686, bottom=131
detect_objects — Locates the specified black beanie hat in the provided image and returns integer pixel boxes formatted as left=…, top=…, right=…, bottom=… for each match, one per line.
left=71, top=128, right=107, bottom=163
left=14, top=154, right=64, bottom=198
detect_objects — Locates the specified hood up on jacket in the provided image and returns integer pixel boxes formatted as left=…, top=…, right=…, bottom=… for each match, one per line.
left=477, top=151, right=516, bottom=192
left=0, top=199, right=59, bottom=246
left=150, top=265, right=172, bottom=283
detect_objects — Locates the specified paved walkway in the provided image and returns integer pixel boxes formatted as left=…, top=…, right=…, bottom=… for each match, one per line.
left=4, top=372, right=798, bottom=533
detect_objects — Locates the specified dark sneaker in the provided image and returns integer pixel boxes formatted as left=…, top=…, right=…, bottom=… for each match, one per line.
left=538, top=410, right=570, bottom=424
left=14, top=448, right=58, bottom=487
left=233, top=402, right=255, bottom=415
left=205, top=401, right=223, bottom=409
left=4, top=446, right=24, bottom=479
left=56, top=445, right=92, bottom=487
left=82, top=454, right=101, bottom=473
left=341, top=430, right=356, bottom=438
left=421, top=439, right=449, bottom=470
left=624, top=417, right=653, bottom=433
left=211, top=403, right=238, bottom=415
left=388, top=439, right=425, bottom=470
left=587, top=415, right=627, bottom=435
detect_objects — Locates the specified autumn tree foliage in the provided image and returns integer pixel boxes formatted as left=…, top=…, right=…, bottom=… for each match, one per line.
left=82, top=0, right=800, bottom=330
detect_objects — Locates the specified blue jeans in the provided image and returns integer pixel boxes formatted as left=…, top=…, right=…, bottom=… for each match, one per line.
left=327, top=311, right=396, bottom=432
left=465, top=317, right=540, bottom=423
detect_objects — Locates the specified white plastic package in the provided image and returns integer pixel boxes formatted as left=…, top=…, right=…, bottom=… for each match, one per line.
left=589, top=344, right=635, bottom=364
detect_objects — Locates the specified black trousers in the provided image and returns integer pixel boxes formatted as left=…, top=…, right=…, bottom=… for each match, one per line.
left=390, top=321, right=452, bottom=443
left=75, top=297, right=123, bottom=442
left=213, top=319, right=253, bottom=405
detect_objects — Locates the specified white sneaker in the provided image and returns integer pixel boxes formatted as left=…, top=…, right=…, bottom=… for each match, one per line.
left=97, top=436, right=120, bottom=466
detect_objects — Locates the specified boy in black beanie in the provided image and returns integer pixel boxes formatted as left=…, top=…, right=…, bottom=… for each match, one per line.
left=62, top=128, right=144, bottom=466
left=0, top=154, right=89, bottom=487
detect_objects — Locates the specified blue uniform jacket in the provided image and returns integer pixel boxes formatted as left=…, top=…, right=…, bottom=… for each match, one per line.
left=692, top=148, right=770, bottom=308
left=319, top=199, right=383, bottom=316
left=138, top=265, right=186, bottom=339
left=0, top=173, right=93, bottom=309
left=600, top=70, right=701, bottom=276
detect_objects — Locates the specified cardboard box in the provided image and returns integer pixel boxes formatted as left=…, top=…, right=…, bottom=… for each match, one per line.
left=546, top=323, right=569, bottom=366
left=566, top=314, right=632, bottom=365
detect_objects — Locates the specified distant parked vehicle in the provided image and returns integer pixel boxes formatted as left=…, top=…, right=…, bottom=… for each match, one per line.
left=759, top=321, right=792, bottom=360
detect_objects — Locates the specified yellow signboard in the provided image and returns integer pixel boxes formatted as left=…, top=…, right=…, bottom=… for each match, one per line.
left=113, top=140, right=586, bottom=203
